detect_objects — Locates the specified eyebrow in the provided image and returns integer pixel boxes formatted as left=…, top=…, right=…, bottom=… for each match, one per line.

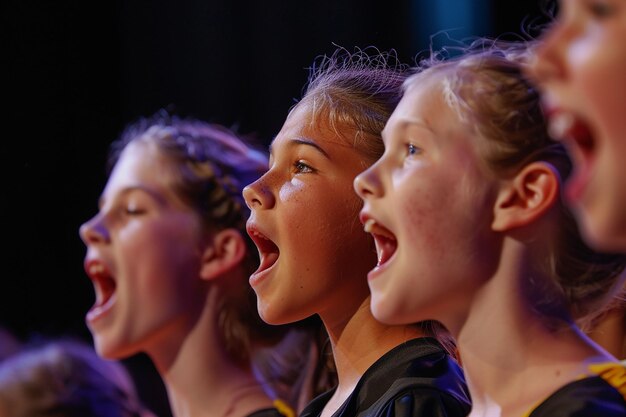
left=382, top=117, right=436, bottom=149
left=397, top=117, right=431, bottom=131
left=385, top=117, right=433, bottom=136
left=98, top=185, right=167, bottom=209
left=269, top=137, right=331, bottom=160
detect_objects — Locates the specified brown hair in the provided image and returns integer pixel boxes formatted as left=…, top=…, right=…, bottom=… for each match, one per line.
left=109, top=112, right=284, bottom=364
left=0, top=339, right=151, bottom=417
left=298, top=47, right=458, bottom=355
left=297, top=47, right=408, bottom=164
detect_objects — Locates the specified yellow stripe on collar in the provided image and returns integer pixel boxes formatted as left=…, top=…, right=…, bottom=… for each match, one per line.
left=588, top=362, right=626, bottom=398
left=273, top=399, right=295, bottom=417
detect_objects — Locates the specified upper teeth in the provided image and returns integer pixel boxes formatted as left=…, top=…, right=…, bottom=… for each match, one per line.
left=251, top=230, right=269, bottom=240
left=89, top=263, right=105, bottom=276
left=548, top=112, right=574, bottom=141
left=364, top=219, right=376, bottom=233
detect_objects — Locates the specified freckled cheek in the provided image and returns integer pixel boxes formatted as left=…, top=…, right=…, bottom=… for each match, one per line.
left=277, top=185, right=310, bottom=231
left=583, top=66, right=626, bottom=142
left=278, top=179, right=307, bottom=203
left=569, top=37, right=596, bottom=70
left=116, top=226, right=152, bottom=263
left=116, top=224, right=186, bottom=275
left=569, top=39, right=625, bottom=108
left=400, top=186, right=453, bottom=258
left=275, top=184, right=324, bottom=256
left=295, top=196, right=366, bottom=265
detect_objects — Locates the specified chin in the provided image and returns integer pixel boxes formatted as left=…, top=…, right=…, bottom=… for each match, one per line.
left=92, top=337, right=120, bottom=359
left=371, top=297, right=401, bottom=325
left=577, top=206, right=626, bottom=253
left=261, top=300, right=314, bottom=326
left=91, top=332, right=137, bottom=360
left=257, top=302, right=289, bottom=326
left=257, top=307, right=278, bottom=325
left=587, top=226, right=626, bottom=254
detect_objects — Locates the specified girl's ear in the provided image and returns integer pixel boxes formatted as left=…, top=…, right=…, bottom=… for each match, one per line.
left=199, top=229, right=247, bottom=281
left=492, top=161, right=560, bottom=232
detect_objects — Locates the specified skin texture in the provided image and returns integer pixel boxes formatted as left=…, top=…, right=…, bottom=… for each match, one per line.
left=244, top=102, right=426, bottom=417
left=244, top=103, right=375, bottom=326
left=355, top=69, right=619, bottom=417
left=80, top=142, right=207, bottom=360
left=81, top=137, right=280, bottom=417
left=354, top=74, right=499, bottom=328
left=528, top=0, right=626, bottom=252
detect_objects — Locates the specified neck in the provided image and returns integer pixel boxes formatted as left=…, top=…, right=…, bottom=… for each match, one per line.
left=454, top=238, right=615, bottom=417
left=587, top=307, right=626, bottom=360
left=148, top=290, right=275, bottom=417
left=166, top=378, right=272, bottom=417
left=319, top=296, right=424, bottom=416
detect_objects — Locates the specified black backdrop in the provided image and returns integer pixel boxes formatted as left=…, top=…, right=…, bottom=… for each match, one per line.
left=3, top=1, right=549, bottom=415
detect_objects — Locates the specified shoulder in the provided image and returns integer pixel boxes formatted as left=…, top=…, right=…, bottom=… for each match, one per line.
left=247, top=408, right=293, bottom=417
left=353, top=339, right=471, bottom=417
left=299, top=389, right=335, bottom=417
left=528, top=373, right=626, bottom=417
left=301, top=338, right=471, bottom=417
left=371, top=386, right=471, bottom=417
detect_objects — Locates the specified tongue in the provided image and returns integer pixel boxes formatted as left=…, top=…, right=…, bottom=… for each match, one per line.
left=564, top=121, right=595, bottom=204
left=259, top=252, right=279, bottom=272
left=569, top=118, right=594, bottom=150
left=376, top=235, right=397, bottom=266
left=95, top=277, right=116, bottom=307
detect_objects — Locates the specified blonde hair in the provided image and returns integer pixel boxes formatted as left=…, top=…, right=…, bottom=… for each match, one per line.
left=407, top=40, right=626, bottom=323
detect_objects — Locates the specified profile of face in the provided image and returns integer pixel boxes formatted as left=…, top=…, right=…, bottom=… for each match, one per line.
left=80, top=141, right=207, bottom=359
left=528, top=0, right=626, bottom=251
left=354, top=73, right=500, bottom=327
left=243, top=103, right=376, bottom=325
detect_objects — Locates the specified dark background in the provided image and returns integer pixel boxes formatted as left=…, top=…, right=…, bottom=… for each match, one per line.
left=2, top=1, right=550, bottom=415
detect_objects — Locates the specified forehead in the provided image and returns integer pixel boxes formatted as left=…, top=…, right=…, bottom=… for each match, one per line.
left=389, top=70, right=491, bottom=155
left=104, top=141, right=175, bottom=195
left=271, top=102, right=356, bottom=152
left=388, top=72, right=452, bottom=129
left=114, top=140, right=166, bottom=173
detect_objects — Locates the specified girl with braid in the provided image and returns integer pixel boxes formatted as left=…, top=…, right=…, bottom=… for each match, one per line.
left=80, top=112, right=325, bottom=417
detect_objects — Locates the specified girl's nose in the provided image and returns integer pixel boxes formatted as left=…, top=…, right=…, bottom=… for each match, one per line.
left=243, top=175, right=275, bottom=210
left=79, top=213, right=110, bottom=245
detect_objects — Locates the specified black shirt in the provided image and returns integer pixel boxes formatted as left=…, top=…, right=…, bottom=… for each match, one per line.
left=300, top=337, right=470, bottom=417
left=249, top=399, right=297, bottom=417
left=527, top=362, right=626, bottom=417
left=249, top=409, right=291, bottom=417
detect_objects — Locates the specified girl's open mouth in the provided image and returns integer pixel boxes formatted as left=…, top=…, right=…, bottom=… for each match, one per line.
left=364, top=218, right=397, bottom=269
left=546, top=110, right=596, bottom=203
left=246, top=224, right=280, bottom=283
left=84, top=260, right=117, bottom=324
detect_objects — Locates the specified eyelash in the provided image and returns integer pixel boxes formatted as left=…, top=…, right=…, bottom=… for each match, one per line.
left=588, top=0, right=616, bottom=18
left=294, top=160, right=315, bottom=173
left=407, top=143, right=421, bottom=157
left=123, top=205, right=146, bottom=216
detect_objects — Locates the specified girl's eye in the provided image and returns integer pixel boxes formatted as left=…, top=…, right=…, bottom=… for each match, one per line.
left=588, top=0, right=617, bottom=18
left=294, top=161, right=315, bottom=173
left=123, top=204, right=146, bottom=216
left=407, top=143, right=421, bottom=156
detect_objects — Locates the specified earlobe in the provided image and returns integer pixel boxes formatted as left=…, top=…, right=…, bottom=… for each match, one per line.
left=491, top=162, right=560, bottom=232
left=199, top=229, right=247, bottom=281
